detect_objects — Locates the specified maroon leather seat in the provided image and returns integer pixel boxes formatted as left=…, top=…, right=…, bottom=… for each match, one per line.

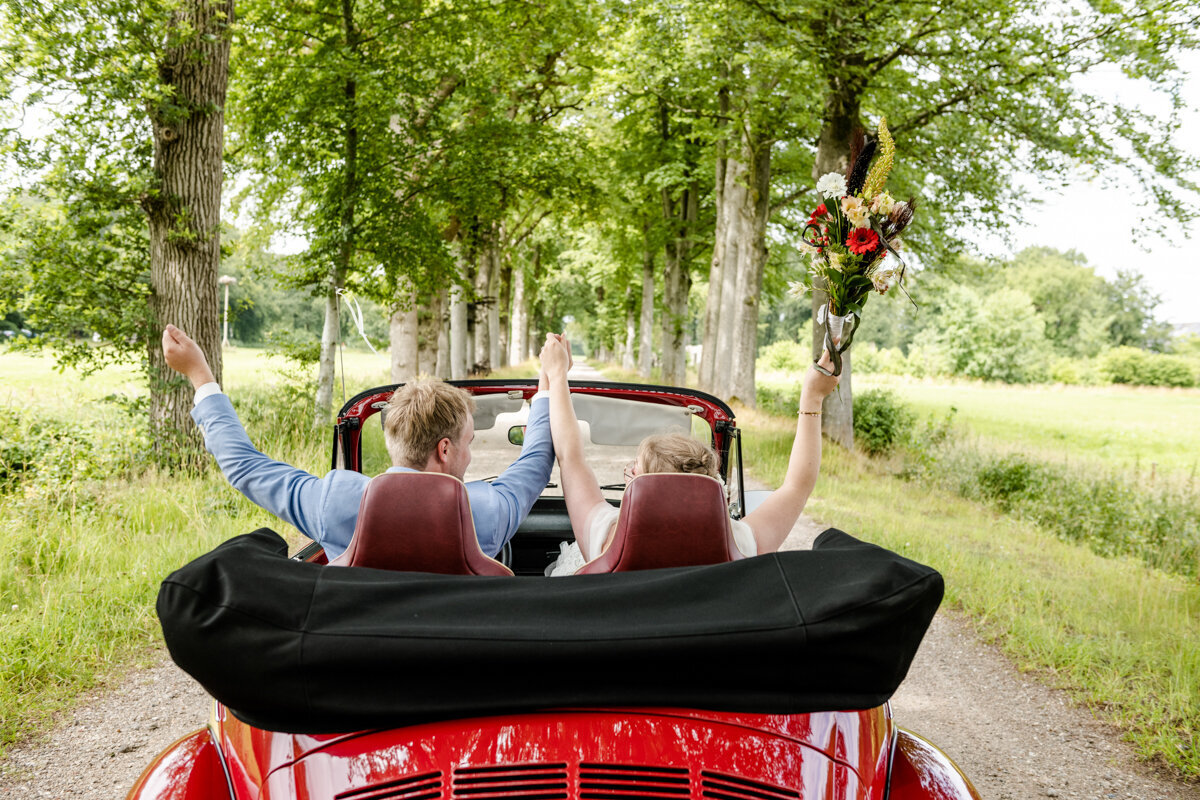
left=329, top=472, right=512, bottom=576
left=575, top=473, right=745, bottom=574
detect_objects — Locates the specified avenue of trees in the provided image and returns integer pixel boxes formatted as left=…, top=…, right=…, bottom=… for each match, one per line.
left=2, top=0, right=1198, bottom=460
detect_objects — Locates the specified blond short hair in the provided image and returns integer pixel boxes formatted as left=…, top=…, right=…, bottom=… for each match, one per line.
left=636, top=432, right=720, bottom=478
left=383, top=378, right=475, bottom=468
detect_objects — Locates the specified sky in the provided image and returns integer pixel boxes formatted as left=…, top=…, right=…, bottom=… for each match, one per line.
left=974, top=52, right=1200, bottom=326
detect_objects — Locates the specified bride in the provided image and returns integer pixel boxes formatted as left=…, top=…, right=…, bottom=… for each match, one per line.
left=538, top=334, right=839, bottom=576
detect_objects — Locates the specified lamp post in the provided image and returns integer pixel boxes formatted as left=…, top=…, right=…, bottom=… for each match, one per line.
left=218, top=275, right=238, bottom=346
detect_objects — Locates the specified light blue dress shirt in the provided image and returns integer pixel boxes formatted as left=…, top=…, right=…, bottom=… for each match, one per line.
left=190, top=391, right=554, bottom=559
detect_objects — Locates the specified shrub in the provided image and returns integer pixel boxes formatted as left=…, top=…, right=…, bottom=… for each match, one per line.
left=757, top=339, right=808, bottom=372
left=853, top=389, right=913, bottom=456
left=755, top=379, right=802, bottom=417
left=1101, top=347, right=1196, bottom=387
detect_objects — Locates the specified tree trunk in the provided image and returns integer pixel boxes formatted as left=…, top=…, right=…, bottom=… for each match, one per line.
left=812, top=85, right=862, bottom=448
left=313, top=278, right=344, bottom=424
left=638, top=224, right=655, bottom=377
left=418, top=290, right=441, bottom=376
left=497, top=246, right=512, bottom=368
left=144, top=0, right=233, bottom=465
left=699, top=80, right=729, bottom=394
left=389, top=284, right=419, bottom=383
left=711, top=154, right=747, bottom=400
left=488, top=245, right=501, bottom=371
left=660, top=193, right=680, bottom=386
left=473, top=242, right=491, bottom=372
left=435, top=288, right=450, bottom=379
left=315, top=2, right=360, bottom=426
left=622, top=286, right=637, bottom=371
left=450, top=283, right=468, bottom=380
left=727, top=135, right=771, bottom=406
left=510, top=261, right=528, bottom=365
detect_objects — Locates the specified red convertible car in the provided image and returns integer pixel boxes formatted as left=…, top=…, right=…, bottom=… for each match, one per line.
left=129, top=379, right=979, bottom=800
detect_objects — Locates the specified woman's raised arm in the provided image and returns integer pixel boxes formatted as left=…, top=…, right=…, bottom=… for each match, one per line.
left=539, top=335, right=607, bottom=557
left=742, top=353, right=840, bottom=553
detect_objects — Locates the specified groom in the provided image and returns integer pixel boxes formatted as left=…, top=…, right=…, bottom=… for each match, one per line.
left=161, top=324, right=555, bottom=560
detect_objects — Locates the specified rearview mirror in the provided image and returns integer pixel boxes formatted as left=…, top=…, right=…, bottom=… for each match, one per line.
left=507, top=425, right=526, bottom=446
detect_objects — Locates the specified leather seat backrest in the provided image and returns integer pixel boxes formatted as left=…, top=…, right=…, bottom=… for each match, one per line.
left=330, top=472, right=512, bottom=576
left=576, top=473, right=743, bottom=574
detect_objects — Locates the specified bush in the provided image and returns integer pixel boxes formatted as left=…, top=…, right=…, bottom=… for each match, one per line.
left=1101, top=347, right=1196, bottom=387
left=756, top=379, right=802, bottom=417
left=853, top=389, right=913, bottom=456
left=757, top=339, right=808, bottom=372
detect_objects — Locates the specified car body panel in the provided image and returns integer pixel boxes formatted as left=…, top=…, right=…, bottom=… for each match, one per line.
left=126, top=727, right=232, bottom=800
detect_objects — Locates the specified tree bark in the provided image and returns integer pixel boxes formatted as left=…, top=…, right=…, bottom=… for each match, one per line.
left=711, top=154, right=747, bottom=400
left=509, top=261, right=528, bottom=365
left=389, top=283, right=419, bottom=383
left=487, top=243, right=501, bottom=371
left=418, top=290, right=441, bottom=376
left=144, top=0, right=233, bottom=464
left=450, top=284, right=468, bottom=379
left=638, top=224, right=655, bottom=377
left=699, top=80, right=729, bottom=394
left=435, top=288, right=450, bottom=379
left=728, top=135, right=772, bottom=406
left=314, top=0, right=359, bottom=426
left=497, top=246, right=512, bottom=368
left=622, top=286, right=637, bottom=371
left=473, top=241, right=492, bottom=372
left=812, top=84, right=862, bottom=448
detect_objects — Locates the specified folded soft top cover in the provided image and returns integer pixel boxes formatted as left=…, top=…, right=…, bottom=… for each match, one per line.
left=158, top=527, right=942, bottom=733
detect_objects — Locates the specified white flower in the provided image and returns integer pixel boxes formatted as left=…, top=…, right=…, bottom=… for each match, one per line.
left=787, top=280, right=810, bottom=299
left=872, top=271, right=890, bottom=294
left=816, top=172, right=847, bottom=199
left=846, top=205, right=871, bottom=228
left=827, top=252, right=844, bottom=272
left=798, top=239, right=818, bottom=255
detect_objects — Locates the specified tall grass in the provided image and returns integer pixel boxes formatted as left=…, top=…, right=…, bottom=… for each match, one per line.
left=0, top=348, right=345, bottom=750
left=739, top=404, right=1200, bottom=779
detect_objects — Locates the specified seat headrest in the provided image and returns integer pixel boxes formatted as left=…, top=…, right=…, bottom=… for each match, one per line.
left=331, top=472, right=512, bottom=576
left=576, top=473, right=742, bottom=574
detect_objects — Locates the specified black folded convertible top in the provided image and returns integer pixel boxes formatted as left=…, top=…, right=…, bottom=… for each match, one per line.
left=158, top=527, right=942, bottom=733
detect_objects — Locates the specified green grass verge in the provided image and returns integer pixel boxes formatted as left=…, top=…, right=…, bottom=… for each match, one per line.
left=738, top=405, right=1200, bottom=779
left=855, top=375, right=1200, bottom=478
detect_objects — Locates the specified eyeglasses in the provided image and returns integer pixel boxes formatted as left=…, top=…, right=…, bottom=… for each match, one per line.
left=622, top=461, right=638, bottom=484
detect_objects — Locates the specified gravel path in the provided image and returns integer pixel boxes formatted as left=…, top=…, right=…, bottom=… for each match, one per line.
left=2, top=363, right=1196, bottom=799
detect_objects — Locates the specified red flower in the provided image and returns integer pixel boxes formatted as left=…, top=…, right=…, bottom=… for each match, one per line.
left=810, top=203, right=828, bottom=218
left=846, top=228, right=880, bottom=255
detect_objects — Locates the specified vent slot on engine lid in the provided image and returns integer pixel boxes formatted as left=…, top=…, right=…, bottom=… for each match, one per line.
left=579, top=764, right=690, bottom=800
left=337, top=770, right=444, bottom=800
left=699, top=771, right=799, bottom=800
left=452, top=763, right=569, bottom=800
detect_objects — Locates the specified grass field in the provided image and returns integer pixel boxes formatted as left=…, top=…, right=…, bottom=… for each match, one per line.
left=855, top=375, right=1200, bottom=479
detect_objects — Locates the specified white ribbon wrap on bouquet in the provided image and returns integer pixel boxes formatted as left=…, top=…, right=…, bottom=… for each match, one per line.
left=815, top=304, right=860, bottom=377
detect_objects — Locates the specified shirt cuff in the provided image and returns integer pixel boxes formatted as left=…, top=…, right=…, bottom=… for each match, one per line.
left=193, top=382, right=224, bottom=406
left=531, top=390, right=550, bottom=402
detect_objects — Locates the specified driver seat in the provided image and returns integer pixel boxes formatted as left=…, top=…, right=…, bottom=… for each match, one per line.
left=575, top=473, right=745, bottom=574
left=329, top=472, right=513, bottom=576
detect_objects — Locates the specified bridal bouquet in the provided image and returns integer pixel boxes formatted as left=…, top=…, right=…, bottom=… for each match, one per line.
left=789, top=117, right=917, bottom=375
